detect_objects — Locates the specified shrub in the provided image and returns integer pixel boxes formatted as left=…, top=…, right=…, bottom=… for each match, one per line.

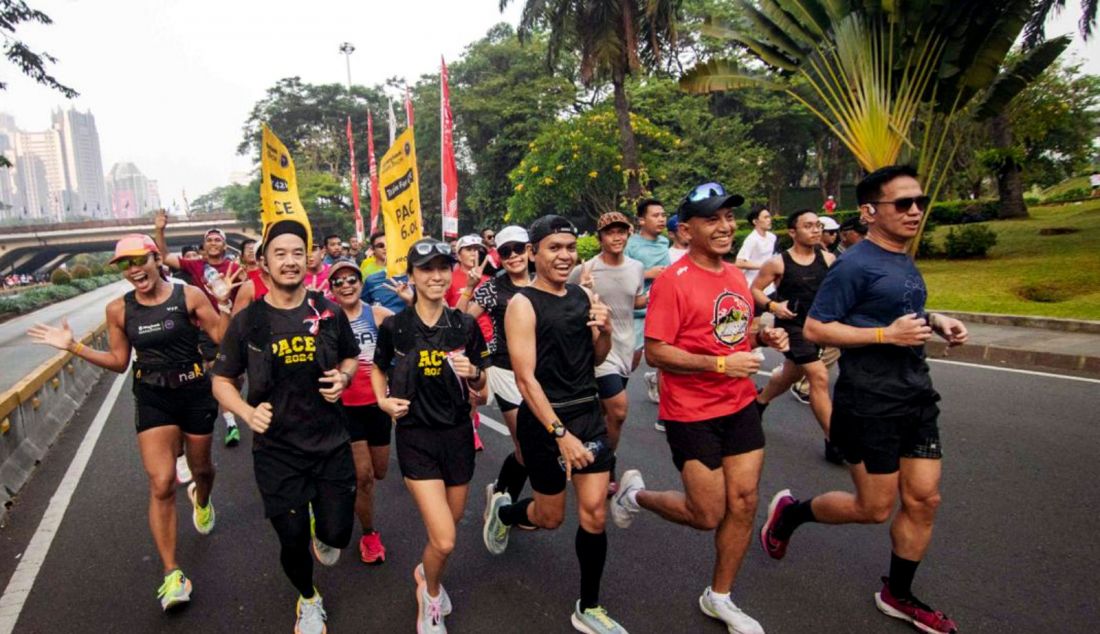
left=69, top=265, right=91, bottom=279
left=917, top=227, right=940, bottom=258
left=576, top=234, right=600, bottom=262
left=1041, top=187, right=1092, bottom=204
left=928, top=199, right=999, bottom=225
left=944, top=224, right=998, bottom=259
left=89, top=263, right=105, bottom=276
left=50, top=268, right=72, bottom=285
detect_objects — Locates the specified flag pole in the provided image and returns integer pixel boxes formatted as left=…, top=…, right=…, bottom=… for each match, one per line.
left=440, top=60, right=445, bottom=241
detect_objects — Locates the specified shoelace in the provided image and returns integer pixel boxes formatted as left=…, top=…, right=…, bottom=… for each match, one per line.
left=585, top=606, right=617, bottom=629
left=301, top=598, right=326, bottom=624
left=493, top=517, right=508, bottom=541
left=157, top=572, right=181, bottom=598
left=427, top=597, right=443, bottom=626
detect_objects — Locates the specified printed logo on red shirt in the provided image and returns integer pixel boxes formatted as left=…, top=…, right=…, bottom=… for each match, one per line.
left=712, top=291, right=751, bottom=346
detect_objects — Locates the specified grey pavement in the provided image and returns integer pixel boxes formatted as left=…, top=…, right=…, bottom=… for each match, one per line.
left=0, top=349, right=1096, bottom=633
left=925, top=320, right=1100, bottom=376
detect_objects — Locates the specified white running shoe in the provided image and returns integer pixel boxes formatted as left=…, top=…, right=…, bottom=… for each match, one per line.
left=310, top=506, right=340, bottom=566
left=414, top=563, right=453, bottom=615
left=653, top=422, right=666, bottom=432
left=416, top=582, right=447, bottom=633
left=644, top=371, right=659, bottom=403
left=295, top=591, right=327, bottom=634
left=483, top=481, right=496, bottom=522
left=699, top=587, right=765, bottom=634
left=175, top=454, right=192, bottom=485
left=610, top=469, right=644, bottom=529
left=482, top=491, right=512, bottom=555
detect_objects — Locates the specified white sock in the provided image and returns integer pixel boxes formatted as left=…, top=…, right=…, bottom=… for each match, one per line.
left=709, top=587, right=730, bottom=600
left=224, top=412, right=236, bottom=427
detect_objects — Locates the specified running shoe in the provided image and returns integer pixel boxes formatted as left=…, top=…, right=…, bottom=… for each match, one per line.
left=824, top=439, right=845, bottom=466
left=473, top=426, right=484, bottom=452
left=186, top=482, right=215, bottom=535
left=295, top=590, right=327, bottom=634
left=157, top=569, right=192, bottom=611
left=874, top=577, right=958, bottom=633
left=224, top=424, right=240, bottom=447
left=359, top=532, right=386, bottom=565
left=482, top=491, right=512, bottom=555
left=483, top=481, right=497, bottom=522
left=310, top=507, right=341, bottom=566
left=789, top=385, right=810, bottom=405
left=175, top=454, right=192, bottom=485
left=414, top=563, right=453, bottom=615
left=610, top=469, right=644, bottom=529
left=416, top=581, right=447, bottom=634
left=643, top=371, right=659, bottom=404
left=699, top=587, right=765, bottom=634
left=571, top=601, right=627, bottom=634
left=759, top=488, right=796, bottom=560
left=653, top=421, right=666, bottom=432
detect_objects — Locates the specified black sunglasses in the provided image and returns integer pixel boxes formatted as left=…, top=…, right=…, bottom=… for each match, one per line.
left=498, top=243, right=528, bottom=259
left=330, top=274, right=361, bottom=289
left=867, top=195, right=931, bottom=212
left=372, top=242, right=385, bottom=249
left=687, top=182, right=726, bottom=202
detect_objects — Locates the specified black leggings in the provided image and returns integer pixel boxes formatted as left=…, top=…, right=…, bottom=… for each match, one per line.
left=269, top=495, right=354, bottom=597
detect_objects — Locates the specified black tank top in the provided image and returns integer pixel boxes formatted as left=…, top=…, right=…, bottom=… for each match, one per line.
left=518, top=284, right=597, bottom=404
left=775, top=248, right=829, bottom=328
left=124, top=284, right=203, bottom=369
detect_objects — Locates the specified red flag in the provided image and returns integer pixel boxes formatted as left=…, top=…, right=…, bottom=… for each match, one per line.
left=440, top=56, right=459, bottom=239
left=366, top=111, right=381, bottom=233
left=405, top=86, right=415, bottom=128
left=346, top=117, right=365, bottom=240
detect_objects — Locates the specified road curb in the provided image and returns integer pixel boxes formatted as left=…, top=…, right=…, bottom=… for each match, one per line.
left=926, top=340, right=1100, bottom=378
left=931, top=309, right=1100, bottom=334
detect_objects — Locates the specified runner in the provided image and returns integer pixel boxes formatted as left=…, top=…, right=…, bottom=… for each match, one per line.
left=371, top=238, right=489, bottom=634
left=666, top=213, right=688, bottom=264
left=482, top=215, right=627, bottom=634
left=759, top=165, right=967, bottom=634
left=446, top=234, right=493, bottom=452
left=322, top=234, right=343, bottom=266
left=466, top=225, right=534, bottom=515
left=359, top=231, right=387, bottom=279
left=304, top=243, right=331, bottom=294
left=211, top=218, right=360, bottom=634
left=625, top=198, right=669, bottom=373
left=231, top=238, right=269, bottom=315
left=609, top=183, right=788, bottom=634
left=750, top=209, right=841, bottom=464
left=28, top=233, right=231, bottom=611
left=820, top=216, right=840, bottom=254
left=329, top=258, right=394, bottom=565
left=567, top=212, right=645, bottom=494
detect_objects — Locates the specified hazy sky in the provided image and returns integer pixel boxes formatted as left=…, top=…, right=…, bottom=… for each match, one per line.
left=3, top=0, right=1097, bottom=211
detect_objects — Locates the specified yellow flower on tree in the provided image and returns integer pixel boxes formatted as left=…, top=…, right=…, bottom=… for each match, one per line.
left=515, top=183, right=524, bottom=192
left=542, top=177, right=554, bottom=185
left=530, top=165, right=539, bottom=174
left=555, top=164, right=564, bottom=172
left=588, top=171, right=598, bottom=179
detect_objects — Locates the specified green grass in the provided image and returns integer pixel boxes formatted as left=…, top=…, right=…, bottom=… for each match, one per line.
left=1039, top=176, right=1090, bottom=198
left=919, top=199, right=1100, bottom=320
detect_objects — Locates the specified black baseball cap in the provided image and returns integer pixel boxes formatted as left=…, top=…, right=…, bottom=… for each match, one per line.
left=528, top=214, right=578, bottom=246
left=678, top=182, right=745, bottom=221
left=406, top=238, right=456, bottom=270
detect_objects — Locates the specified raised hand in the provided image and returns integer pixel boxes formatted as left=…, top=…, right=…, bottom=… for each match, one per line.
left=154, top=209, right=168, bottom=231
left=383, top=278, right=414, bottom=305
left=587, top=293, right=612, bottom=334
left=466, top=254, right=487, bottom=289
left=27, top=319, right=74, bottom=351
left=579, top=261, right=595, bottom=291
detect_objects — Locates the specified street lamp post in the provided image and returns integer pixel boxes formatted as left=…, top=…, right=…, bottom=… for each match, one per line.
left=338, top=42, right=355, bottom=93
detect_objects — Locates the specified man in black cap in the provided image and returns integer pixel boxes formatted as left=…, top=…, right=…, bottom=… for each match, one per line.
left=482, top=215, right=627, bottom=634
left=610, top=183, right=788, bottom=634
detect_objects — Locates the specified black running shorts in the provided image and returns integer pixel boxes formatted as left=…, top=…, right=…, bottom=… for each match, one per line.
left=342, top=404, right=393, bottom=446
left=596, top=373, right=629, bottom=400
left=395, top=423, right=476, bottom=486
left=517, top=398, right=614, bottom=496
left=252, top=443, right=357, bottom=518
left=830, top=402, right=942, bottom=474
left=661, top=402, right=765, bottom=471
left=781, top=325, right=822, bottom=365
left=133, top=381, right=217, bottom=436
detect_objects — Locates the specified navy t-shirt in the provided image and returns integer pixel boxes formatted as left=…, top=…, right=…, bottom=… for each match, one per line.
left=808, top=240, right=938, bottom=416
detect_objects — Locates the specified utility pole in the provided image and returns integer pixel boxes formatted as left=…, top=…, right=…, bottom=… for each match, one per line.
left=338, top=42, right=355, bottom=93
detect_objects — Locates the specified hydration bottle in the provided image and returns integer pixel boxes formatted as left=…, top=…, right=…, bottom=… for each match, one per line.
left=203, top=263, right=228, bottom=298
left=558, top=439, right=608, bottom=471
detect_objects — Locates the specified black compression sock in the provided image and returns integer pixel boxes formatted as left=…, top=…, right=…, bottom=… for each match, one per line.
left=888, top=553, right=920, bottom=599
left=773, top=497, right=815, bottom=540
left=575, top=527, right=607, bottom=611
left=496, top=453, right=528, bottom=500
left=499, top=498, right=533, bottom=526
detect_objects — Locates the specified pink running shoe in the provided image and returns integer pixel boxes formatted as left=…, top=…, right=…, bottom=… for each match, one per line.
left=359, top=532, right=386, bottom=565
left=875, top=577, right=958, bottom=633
left=759, top=489, right=796, bottom=560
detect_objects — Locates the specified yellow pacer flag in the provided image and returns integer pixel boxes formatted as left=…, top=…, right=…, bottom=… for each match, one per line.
left=379, top=127, right=423, bottom=277
left=260, top=124, right=313, bottom=251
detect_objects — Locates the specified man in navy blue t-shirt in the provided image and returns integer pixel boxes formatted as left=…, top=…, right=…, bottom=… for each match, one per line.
left=758, top=165, right=968, bottom=634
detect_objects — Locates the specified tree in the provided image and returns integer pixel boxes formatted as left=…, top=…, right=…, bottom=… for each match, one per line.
left=680, top=0, right=1069, bottom=250
left=503, top=0, right=680, bottom=202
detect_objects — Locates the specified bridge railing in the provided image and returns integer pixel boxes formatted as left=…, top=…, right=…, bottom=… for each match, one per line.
left=0, top=211, right=239, bottom=235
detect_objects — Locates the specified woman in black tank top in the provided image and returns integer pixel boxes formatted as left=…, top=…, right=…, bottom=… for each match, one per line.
left=27, top=234, right=231, bottom=612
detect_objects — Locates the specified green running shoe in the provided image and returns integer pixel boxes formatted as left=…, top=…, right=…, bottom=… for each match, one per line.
left=224, top=424, right=240, bottom=447
left=571, top=601, right=627, bottom=634
left=157, top=569, right=192, bottom=611
left=186, top=482, right=215, bottom=535
left=482, top=491, right=511, bottom=555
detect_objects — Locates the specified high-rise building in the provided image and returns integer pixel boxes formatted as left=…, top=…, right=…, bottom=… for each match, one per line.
left=107, top=162, right=158, bottom=219
left=52, top=108, right=109, bottom=217
left=14, top=128, right=68, bottom=220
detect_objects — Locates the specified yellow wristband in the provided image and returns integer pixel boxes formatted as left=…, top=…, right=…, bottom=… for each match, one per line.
left=460, top=288, right=472, bottom=297
left=875, top=328, right=884, bottom=344
left=715, top=355, right=726, bottom=374
left=72, top=342, right=85, bottom=356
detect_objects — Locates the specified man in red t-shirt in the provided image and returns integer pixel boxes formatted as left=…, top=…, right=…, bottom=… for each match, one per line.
left=610, top=183, right=788, bottom=634
left=447, top=234, right=494, bottom=342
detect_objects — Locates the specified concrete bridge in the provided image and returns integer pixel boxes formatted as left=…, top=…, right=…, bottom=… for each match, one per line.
left=0, top=212, right=261, bottom=274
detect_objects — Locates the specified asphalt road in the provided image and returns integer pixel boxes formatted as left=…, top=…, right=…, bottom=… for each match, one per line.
left=0, top=352, right=1096, bottom=633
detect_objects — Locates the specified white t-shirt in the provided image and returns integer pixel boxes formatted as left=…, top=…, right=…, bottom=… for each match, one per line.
left=668, top=246, right=687, bottom=263
left=1090, top=173, right=1100, bottom=188
left=567, top=256, right=645, bottom=378
left=736, top=230, right=777, bottom=287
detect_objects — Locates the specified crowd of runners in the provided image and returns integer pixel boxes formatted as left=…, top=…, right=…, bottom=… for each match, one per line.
left=26, top=165, right=966, bottom=634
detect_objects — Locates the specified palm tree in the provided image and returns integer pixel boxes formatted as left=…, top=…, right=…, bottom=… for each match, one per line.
left=680, top=0, right=1069, bottom=252
left=1025, top=0, right=1098, bottom=46
left=501, top=0, right=680, bottom=201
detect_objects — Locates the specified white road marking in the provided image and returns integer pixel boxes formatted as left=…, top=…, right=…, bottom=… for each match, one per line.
left=0, top=371, right=127, bottom=633
left=479, top=414, right=509, bottom=436
left=929, top=358, right=1100, bottom=384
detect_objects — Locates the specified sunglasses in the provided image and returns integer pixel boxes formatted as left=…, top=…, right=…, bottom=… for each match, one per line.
left=867, top=195, right=931, bottom=212
left=412, top=242, right=453, bottom=257
left=372, top=242, right=385, bottom=249
left=115, top=254, right=152, bottom=270
left=687, top=182, right=726, bottom=202
left=330, top=274, right=361, bottom=289
left=498, top=243, right=528, bottom=259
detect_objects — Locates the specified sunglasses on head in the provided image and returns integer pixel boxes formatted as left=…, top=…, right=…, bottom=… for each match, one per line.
left=687, top=182, right=726, bottom=202
left=867, top=195, right=931, bottom=212
left=330, top=274, right=361, bottom=289
left=412, top=242, right=452, bottom=257
left=115, top=254, right=151, bottom=270
left=498, top=243, right=528, bottom=259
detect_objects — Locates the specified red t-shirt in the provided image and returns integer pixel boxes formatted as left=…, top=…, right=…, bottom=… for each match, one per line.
left=247, top=268, right=268, bottom=300
left=446, top=266, right=494, bottom=342
left=645, top=256, right=757, bottom=422
left=178, top=258, right=240, bottom=308
left=304, top=265, right=331, bottom=296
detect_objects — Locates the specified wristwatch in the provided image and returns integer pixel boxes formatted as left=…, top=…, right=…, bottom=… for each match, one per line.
left=549, top=420, right=566, bottom=438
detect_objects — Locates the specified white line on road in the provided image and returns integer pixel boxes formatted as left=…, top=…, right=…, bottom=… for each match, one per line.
left=0, top=371, right=127, bottom=633
left=479, top=414, right=509, bottom=436
left=929, top=358, right=1100, bottom=384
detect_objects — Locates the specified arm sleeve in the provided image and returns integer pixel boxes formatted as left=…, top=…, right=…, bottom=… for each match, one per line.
left=644, top=273, right=680, bottom=344
left=472, top=282, right=495, bottom=311
left=808, top=257, right=865, bottom=323
left=335, top=310, right=360, bottom=360
left=373, top=316, right=395, bottom=370
left=212, top=313, right=246, bottom=378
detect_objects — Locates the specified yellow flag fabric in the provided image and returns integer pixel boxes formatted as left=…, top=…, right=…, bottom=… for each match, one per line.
left=260, top=125, right=312, bottom=252
left=379, top=127, right=423, bottom=277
